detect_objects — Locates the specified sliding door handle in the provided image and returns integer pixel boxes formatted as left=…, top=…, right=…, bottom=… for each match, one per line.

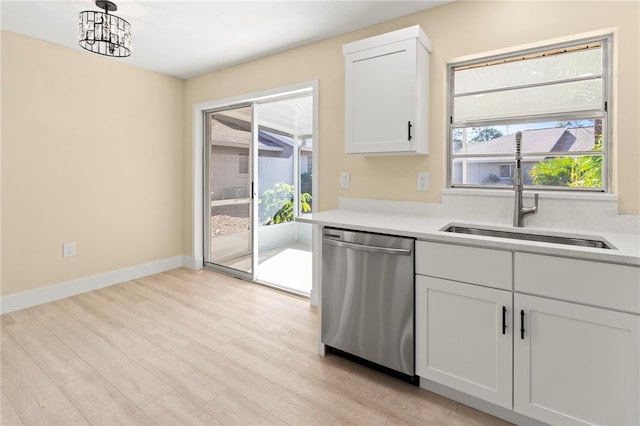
left=502, top=306, right=507, bottom=335
left=408, top=121, right=413, bottom=141
left=520, top=310, right=525, bottom=340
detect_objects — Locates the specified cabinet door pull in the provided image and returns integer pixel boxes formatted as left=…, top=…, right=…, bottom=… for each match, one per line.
left=520, top=309, right=525, bottom=339
left=502, top=306, right=507, bottom=335
left=408, top=121, right=413, bottom=141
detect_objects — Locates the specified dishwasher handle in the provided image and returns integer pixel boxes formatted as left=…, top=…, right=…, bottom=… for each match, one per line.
left=323, top=237, right=412, bottom=256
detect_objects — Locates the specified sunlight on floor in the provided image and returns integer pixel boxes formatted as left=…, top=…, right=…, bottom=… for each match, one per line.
left=258, top=243, right=312, bottom=295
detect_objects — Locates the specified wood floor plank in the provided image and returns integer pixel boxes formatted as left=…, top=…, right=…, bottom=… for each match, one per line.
left=4, top=318, right=96, bottom=387
left=175, top=341, right=338, bottom=425
left=218, top=340, right=391, bottom=425
left=125, top=280, right=226, bottom=328
left=1, top=326, right=88, bottom=425
left=1, top=310, right=33, bottom=326
left=142, top=270, right=315, bottom=330
left=143, top=391, right=219, bottom=425
left=59, top=372, right=156, bottom=425
left=203, top=388, right=288, bottom=425
left=132, top=272, right=319, bottom=357
left=1, top=391, right=24, bottom=426
left=219, top=322, right=349, bottom=386
left=79, top=290, right=192, bottom=352
left=335, top=354, right=491, bottom=425
left=27, top=302, right=172, bottom=408
left=93, top=280, right=150, bottom=305
left=1, top=268, right=511, bottom=426
left=326, top=354, right=448, bottom=425
left=54, top=296, right=227, bottom=407
left=332, top=417, right=357, bottom=426
left=384, top=414, right=411, bottom=425
left=110, top=295, right=231, bottom=353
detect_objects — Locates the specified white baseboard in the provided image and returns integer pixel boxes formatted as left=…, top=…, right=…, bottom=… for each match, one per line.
left=419, top=378, right=544, bottom=425
left=182, top=255, right=203, bottom=270
left=0, top=255, right=197, bottom=315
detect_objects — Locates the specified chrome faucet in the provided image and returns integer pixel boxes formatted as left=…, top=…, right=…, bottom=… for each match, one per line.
left=513, top=131, right=538, bottom=227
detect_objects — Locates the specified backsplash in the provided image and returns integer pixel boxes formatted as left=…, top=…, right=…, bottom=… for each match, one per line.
left=338, top=190, right=640, bottom=235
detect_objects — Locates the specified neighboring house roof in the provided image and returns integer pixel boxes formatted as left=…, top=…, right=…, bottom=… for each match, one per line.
left=458, top=127, right=596, bottom=155
left=259, top=130, right=291, bottom=152
left=566, top=127, right=597, bottom=152
left=211, top=119, right=312, bottom=152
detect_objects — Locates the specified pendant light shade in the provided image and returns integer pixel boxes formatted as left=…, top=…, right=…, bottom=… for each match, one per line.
left=79, top=0, right=131, bottom=57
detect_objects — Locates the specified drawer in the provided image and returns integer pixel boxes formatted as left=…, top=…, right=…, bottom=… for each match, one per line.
left=416, top=241, right=512, bottom=290
left=515, top=253, right=640, bottom=314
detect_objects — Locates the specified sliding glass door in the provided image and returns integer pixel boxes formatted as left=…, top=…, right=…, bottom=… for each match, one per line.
left=204, top=105, right=256, bottom=279
left=253, top=96, right=313, bottom=294
left=203, top=89, right=314, bottom=294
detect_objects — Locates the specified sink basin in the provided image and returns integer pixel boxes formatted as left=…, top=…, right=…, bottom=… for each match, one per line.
left=444, top=225, right=612, bottom=249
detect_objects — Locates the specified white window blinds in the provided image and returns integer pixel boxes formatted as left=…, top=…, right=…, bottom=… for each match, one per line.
left=453, top=44, right=604, bottom=123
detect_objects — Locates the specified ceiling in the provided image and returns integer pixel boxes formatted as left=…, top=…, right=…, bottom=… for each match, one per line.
left=211, top=94, right=313, bottom=140
left=0, top=0, right=450, bottom=80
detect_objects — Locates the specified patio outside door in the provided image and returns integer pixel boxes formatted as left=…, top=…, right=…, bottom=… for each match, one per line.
left=204, top=105, right=256, bottom=279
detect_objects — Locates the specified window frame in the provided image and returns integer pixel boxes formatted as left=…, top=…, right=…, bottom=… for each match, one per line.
left=499, top=164, right=515, bottom=179
left=447, top=34, right=612, bottom=192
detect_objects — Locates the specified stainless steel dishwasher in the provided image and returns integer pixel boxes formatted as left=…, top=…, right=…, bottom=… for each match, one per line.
left=321, top=227, right=416, bottom=383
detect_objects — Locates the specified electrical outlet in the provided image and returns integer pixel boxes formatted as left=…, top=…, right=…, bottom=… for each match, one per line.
left=63, top=242, right=76, bottom=258
left=340, top=172, right=350, bottom=189
left=417, top=172, right=430, bottom=191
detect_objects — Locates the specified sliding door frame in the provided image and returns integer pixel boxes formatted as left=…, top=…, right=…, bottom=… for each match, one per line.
left=203, top=104, right=256, bottom=281
left=192, top=81, right=319, bottom=283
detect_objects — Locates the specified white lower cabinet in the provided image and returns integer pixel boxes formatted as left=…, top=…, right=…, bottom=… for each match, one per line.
left=514, top=293, right=640, bottom=426
left=416, top=275, right=513, bottom=409
left=415, top=241, right=640, bottom=425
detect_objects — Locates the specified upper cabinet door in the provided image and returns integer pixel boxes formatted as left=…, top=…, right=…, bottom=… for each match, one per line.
left=344, top=26, right=431, bottom=155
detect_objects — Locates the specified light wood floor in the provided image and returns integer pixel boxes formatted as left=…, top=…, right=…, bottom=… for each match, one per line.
left=1, top=268, right=511, bottom=425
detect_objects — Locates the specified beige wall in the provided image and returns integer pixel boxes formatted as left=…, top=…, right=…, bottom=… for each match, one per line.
left=1, top=1, right=638, bottom=296
left=183, top=0, right=639, bottom=254
left=1, top=31, right=184, bottom=296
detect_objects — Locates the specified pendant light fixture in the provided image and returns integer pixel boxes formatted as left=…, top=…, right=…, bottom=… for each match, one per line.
left=79, top=0, right=131, bottom=57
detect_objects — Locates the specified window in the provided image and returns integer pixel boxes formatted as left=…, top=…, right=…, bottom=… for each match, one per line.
left=499, top=164, right=514, bottom=179
left=307, top=155, right=313, bottom=174
left=449, top=36, right=610, bottom=191
left=238, top=153, right=248, bottom=175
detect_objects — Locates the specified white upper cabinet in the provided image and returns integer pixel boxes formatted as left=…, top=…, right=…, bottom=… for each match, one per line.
left=343, top=26, right=431, bottom=155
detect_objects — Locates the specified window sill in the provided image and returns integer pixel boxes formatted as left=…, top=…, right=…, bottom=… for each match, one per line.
left=442, top=187, right=618, bottom=202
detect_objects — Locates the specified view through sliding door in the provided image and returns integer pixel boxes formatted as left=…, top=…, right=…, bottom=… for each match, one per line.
left=204, top=105, right=256, bottom=279
left=202, top=88, right=314, bottom=294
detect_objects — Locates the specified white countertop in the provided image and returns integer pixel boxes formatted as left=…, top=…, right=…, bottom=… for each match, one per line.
left=297, top=209, right=640, bottom=267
